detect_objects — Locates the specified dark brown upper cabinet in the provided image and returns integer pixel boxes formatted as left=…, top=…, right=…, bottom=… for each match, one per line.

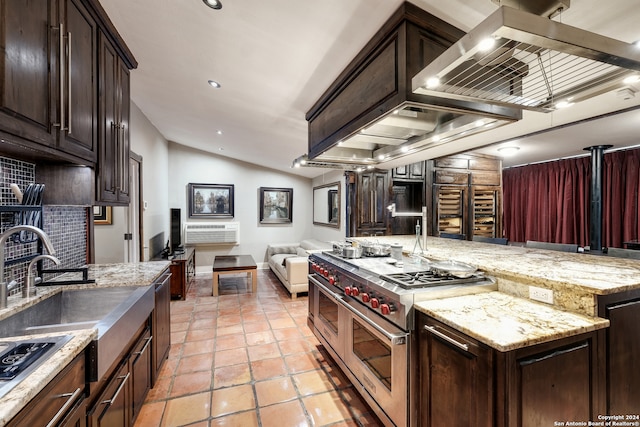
left=0, top=0, right=97, bottom=163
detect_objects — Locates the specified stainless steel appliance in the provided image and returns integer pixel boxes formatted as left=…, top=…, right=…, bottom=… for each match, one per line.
left=308, top=251, right=494, bottom=427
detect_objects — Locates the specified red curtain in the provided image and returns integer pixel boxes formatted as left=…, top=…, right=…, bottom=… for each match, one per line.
left=502, top=147, right=640, bottom=247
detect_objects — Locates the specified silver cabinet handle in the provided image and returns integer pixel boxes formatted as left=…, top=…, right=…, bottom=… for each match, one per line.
left=119, top=123, right=126, bottom=191
left=423, top=325, right=469, bottom=351
left=373, top=190, right=377, bottom=222
left=46, top=387, right=83, bottom=427
left=133, top=335, right=153, bottom=356
left=54, top=24, right=65, bottom=130
left=101, top=372, right=130, bottom=405
left=66, top=30, right=72, bottom=134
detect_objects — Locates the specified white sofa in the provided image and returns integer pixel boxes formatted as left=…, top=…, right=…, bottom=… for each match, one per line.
left=266, top=239, right=332, bottom=298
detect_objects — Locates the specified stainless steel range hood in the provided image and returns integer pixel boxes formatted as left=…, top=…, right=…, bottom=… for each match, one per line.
left=412, top=4, right=640, bottom=113
left=302, top=2, right=522, bottom=170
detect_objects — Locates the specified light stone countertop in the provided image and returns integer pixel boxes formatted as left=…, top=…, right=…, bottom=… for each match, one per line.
left=355, top=235, right=640, bottom=295
left=414, top=291, right=610, bottom=352
left=0, top=261, right=170, bottom=426
left=0, top=329, right=96, bottom=425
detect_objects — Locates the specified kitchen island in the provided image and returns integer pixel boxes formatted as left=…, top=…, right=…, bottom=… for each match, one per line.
left=351, top=235, right=639, bottom=423
left=0, top=261, right=171, bottom=426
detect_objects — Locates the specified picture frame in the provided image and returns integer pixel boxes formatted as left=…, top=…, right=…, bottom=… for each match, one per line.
left=259, top=187, right=293, bottom=224
left=93, top=206, right=112, bottom=225
left=188, top=183, right=234, bottom=218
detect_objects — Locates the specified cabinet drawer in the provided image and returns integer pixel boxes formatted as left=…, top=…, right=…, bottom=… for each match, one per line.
left=435, top=170, right=469, bottom=185
left=434, top=157, right=469, bottom=169
left=8, top=353, right=86, bottom=427
left=469, top=158, right=500, bottom=171
left=470, top=172, right=500, bottom=185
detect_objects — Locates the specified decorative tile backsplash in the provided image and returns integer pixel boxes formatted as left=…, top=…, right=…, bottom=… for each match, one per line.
left=0, top=156, right=88, bottom=296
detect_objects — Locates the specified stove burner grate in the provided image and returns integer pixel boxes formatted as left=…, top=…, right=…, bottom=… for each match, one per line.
left=0, top=342, right=56, bottom=380
left=380, top=270, right=484, bottom=289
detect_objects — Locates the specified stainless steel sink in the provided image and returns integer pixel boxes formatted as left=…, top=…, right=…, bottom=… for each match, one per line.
left=0, top=285, right=155, bottom=382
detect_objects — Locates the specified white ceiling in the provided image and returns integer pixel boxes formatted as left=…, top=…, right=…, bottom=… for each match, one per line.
left=98, top=0, right=640, bottom=176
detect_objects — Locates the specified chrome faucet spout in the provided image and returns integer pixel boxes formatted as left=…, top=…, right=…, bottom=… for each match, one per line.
left=0, top=225, right=56, bottom=309
left=25, top=254, right=61, bottom=298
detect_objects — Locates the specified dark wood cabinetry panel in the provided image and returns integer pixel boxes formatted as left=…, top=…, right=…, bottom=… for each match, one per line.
left=356, top=170, right=389, bottom=236
left=96, top=30, right=130, bottom=205
left=418, top=312, right=605, bottom=427
left=7, top=352, right=87, bottom=427
left=130, top=327, right=152, bottom=422
left=434, top=169, right=469, bottom=185
left=0, top=0, right=56, bottom=148
left=418, top=316, right=493, bottom=427
left=153, top=270, right=171, bottom=385
left=57, top=0, right=98, bottom=162
left=599, top=292, right=640, bottom=414
left=88, top=360, right=130, bottom=427
left=392, top=161, right=425, bottom=180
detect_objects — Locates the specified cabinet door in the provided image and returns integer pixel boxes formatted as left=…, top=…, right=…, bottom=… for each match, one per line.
left=131, top=327, right=152, bottom=422
left=357, top=171, right=388, bottom=231
left=153, top=271, right=171, bottom=384
left=97, top=30, right=129, bottom=205
left=0, top=0, right=56, bottom=147
left=57, top=0, right=97, bottom=161
left=88, top=361, right=130, bottom=427
left=508, top=336, right=601, bottom=427
left=418, top=315, right=493, bottom=427
left=605, top=299, right=640, bottom=414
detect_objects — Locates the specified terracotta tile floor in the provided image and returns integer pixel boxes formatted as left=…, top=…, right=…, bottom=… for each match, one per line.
left=134, top=270, right=382, bottom=427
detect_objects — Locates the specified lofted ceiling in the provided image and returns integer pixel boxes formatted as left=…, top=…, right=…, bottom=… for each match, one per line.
left=98, top=0, right=640, bottom=177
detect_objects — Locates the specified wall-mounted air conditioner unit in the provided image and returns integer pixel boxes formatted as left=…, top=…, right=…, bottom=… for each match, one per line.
left=183, top=222, right=239, bottom=245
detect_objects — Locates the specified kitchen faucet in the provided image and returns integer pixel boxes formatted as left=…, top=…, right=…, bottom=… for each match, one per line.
left=0, top=225, right=56, bottom=309
left=24, top=254, right=61, bottom=298
left=387, top=203, right=428, bottom=255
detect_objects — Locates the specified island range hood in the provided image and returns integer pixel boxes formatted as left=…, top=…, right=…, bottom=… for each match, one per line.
left=302, top=3, right=522, bottom=170
left=412, top=0, right=640, bottom=113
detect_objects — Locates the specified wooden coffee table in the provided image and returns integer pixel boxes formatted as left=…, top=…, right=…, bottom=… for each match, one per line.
left=212, top=255, right=257, bottom=296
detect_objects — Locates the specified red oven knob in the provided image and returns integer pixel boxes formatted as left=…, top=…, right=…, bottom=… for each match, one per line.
left=351, top=287, right=360, bottom=296
left=380, top=304, right=391, bottom=315
left=344, top=286, right=352, bottom=296
left=361, top=293, right=370, bottom=303
left=329, top=276, right=335, bottom=285
left=323, top=269, right=329, bottom=277
left=370, top=298, right=379, bottom=308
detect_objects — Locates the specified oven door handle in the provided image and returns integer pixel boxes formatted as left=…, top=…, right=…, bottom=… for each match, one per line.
left=341, top=299, right=409, bottom=345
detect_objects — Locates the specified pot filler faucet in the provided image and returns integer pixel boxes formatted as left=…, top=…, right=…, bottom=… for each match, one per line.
left=0, top=225, right=57, bottom=309
left=387, top=204, right=428, bottom=255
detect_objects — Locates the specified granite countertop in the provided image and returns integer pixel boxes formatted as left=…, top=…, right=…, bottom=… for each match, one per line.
left=0, top=261, right=171, bottom=320
left=0, top=329, right=96, bottom=425
left=356, top=235, right=640, bottom=295
left=415, top=291, right=610, bottom=352
left=0, top=261, right=170, bottom=425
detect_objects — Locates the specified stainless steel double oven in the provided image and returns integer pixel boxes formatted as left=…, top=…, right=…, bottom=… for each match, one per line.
left=308, top=251, right=494, bottom=427
left=309, top=256, right=412, bottom=427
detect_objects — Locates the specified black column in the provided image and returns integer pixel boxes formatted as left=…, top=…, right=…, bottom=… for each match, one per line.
left=584, top=145, right=612, bottom=254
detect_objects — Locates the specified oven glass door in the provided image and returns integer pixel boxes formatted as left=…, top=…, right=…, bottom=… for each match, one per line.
left=345, top=308, right=409, bottom=427
left=311, top=275, right=346, bottom=358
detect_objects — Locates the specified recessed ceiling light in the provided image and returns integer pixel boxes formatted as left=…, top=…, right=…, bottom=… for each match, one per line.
left=426, top=77, right=440, bottom=88
left=555, top=99, right=574, bottom=109
left=216, top=130, right=223, bottom=135
left=623, top=74, right=640, bottom=85
left=477, top=37, right=496, bottom=52
left=203, top=0, right=222, bottom=10
left=208, top=80, right=221, bottom=88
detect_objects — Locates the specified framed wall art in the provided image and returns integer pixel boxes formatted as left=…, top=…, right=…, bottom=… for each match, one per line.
left=93, top=206, right=112, bottom=225
left=259, top=187, right=292, bottom=224
left=188, top=183, right=234, bottom=218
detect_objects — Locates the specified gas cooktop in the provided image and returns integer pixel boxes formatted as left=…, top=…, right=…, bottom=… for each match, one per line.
left=380, top=270, right=485, bottom=289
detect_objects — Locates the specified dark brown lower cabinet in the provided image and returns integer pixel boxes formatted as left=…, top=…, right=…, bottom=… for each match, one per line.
left=598, top=291, right=640, bottom=414
left=87, top=322, right=153, bottom=427
left=417, top=313, right=605, bottom=427
left=418, top=316, right=493, bottom=427
left=88, top=360, right=130, bottom=427
left=7, top=352, right=87, bottom=427
left=153, top=269, right=172, bottom=385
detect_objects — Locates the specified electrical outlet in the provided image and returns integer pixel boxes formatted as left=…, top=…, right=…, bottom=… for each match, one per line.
left=529, top=286, right=554, bottom=304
